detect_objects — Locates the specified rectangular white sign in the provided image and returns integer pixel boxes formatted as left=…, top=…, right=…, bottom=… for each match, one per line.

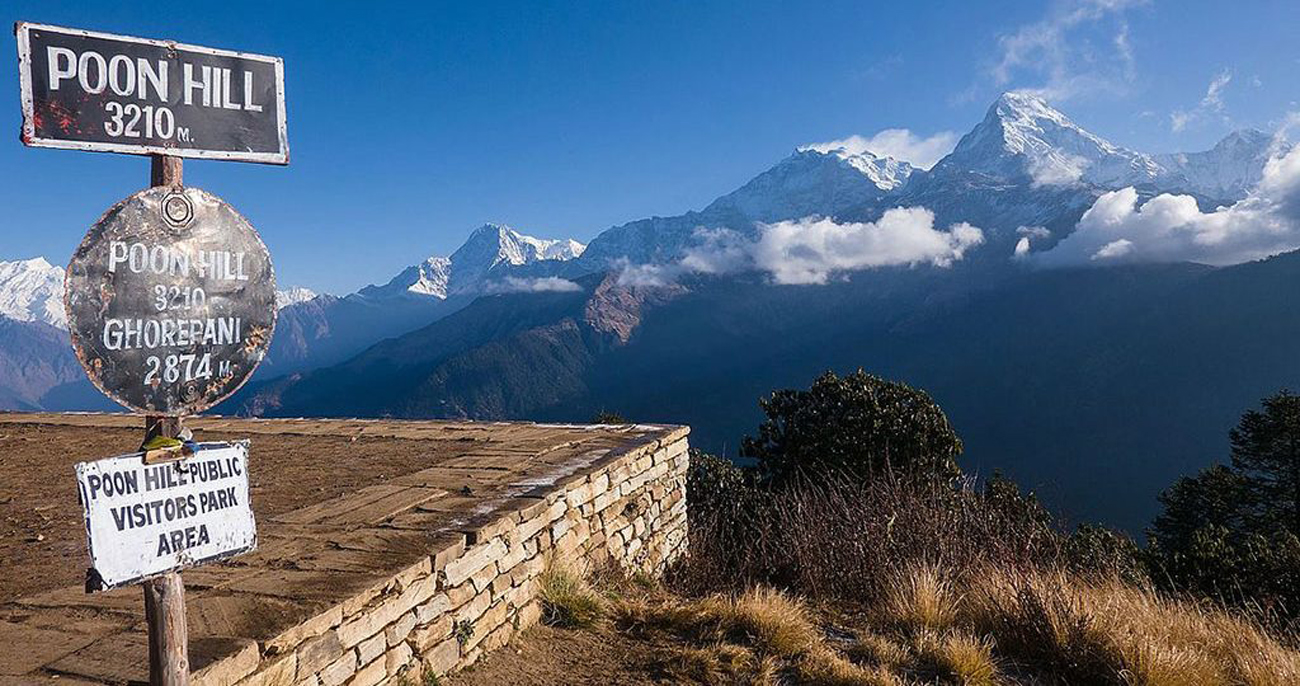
left=75, top=441, right=257, bottom=589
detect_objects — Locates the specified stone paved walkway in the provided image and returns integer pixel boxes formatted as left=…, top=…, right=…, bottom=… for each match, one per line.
left=0, top=413, right=686, bottom=685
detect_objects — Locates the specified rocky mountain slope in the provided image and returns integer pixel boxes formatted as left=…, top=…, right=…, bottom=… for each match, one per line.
left=0, top=317, right=114, bottom=411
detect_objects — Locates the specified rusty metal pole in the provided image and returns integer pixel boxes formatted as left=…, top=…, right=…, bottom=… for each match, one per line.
left=143, top=155, right=190, bottom=686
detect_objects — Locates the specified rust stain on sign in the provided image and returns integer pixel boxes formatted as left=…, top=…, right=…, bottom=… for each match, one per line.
left=65, top=186, right=276, bottom=416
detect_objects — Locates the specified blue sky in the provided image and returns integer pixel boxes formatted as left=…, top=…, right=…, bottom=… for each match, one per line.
left=3, top=0, right=1298, bottom=294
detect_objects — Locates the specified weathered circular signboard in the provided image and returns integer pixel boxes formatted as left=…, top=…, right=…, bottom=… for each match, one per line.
left=66, top=186, right=276, bottom=415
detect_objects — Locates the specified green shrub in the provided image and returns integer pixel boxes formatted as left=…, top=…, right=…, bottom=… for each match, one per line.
left=686, top=449, right=755, bottom=516
left=741, top=369, right=962, bottom=486
left=1148, top=390, right=1300, bottom=628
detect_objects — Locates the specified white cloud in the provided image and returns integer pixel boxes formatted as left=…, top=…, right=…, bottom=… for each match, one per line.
left=753, top=211, right=984, bottom=284
left=1013, top=226, right=1053, bottom=259
left=613, top=260, right=680, bottom=288
left=484, top=276, right=582, bottom=293
left=1038, top=137, right=1300, bottom=266
left=679, top=228, right=753, bottom=275
left=1092, top=238, right=1134, bottom=260
left=1170, top=69, right=1232, bottom=133
left=1204, top=70, right=1232, bottom=111
left=1028, top=153, right=1091, bottom=186
left=614, top=229, right=754, bottom=286
left=803, top=129, right=959, bottom=170
left=616, top=210, right=985, bottom=286
left=989, top=0, right=1145, bottom=101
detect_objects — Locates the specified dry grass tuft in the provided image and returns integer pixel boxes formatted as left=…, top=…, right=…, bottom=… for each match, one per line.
left=616, top=587, right=818, bottom=658
left=539, top=568, right=606, bottom=629
left=596, top=562, right=1300, bottom=684
left=959, top=568, right=1120, bottom=679
left=799, top=646, right=903, bottom=686
left=956, top=567, right=1300, bottom=685
left=729, top=587, right=820, bottom=657
left=665, top=643, right=760, bottom=684
left=846, top=632, right=910, bottom=671
left=881, top=565, right=960, bottom=633
left=912, top=631, right=999, bottom=686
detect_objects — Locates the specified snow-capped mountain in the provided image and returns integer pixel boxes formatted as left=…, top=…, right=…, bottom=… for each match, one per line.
left=577, top=92, right=1285, bottom=270
left=930, top=92, right=1281, bottom=201
left=704, top=147, right=914, bottom=223
left=801, top=144, right=915, bottom=190
left=446, top=223, right=585, bottom=293
left=1155, top=128, right=1285, bottom=201
left=579, top=148, right=917, bottom=269
left=933, top=92, right=1164, bottom=188
left=0, top=257, right=65, bottom=328
left=378, top=257, right=453, bottom=298
left=360, top=223, right=586, bottom=300
left=275, top=287, right=319, bottom=310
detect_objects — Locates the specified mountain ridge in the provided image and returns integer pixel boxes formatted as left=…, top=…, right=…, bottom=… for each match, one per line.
left=358, top=223, right=586, bottom=301
left=0, top=257, right=65, bottom=328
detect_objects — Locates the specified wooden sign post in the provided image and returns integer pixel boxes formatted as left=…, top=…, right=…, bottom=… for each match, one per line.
left=16, top=21, right=288, bottom=686
left=146, top=158, right=187, bottom=686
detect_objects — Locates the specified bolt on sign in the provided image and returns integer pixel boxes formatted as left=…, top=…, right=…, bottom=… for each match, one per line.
left=16, top=22, right=288, bottom=164
left=76, top=442, right=256, bottom=589
left=66, top=186, right=276, bottom=415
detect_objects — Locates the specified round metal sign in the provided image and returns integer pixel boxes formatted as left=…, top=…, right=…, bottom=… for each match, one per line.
left=65, top=186, right=276, bottom=415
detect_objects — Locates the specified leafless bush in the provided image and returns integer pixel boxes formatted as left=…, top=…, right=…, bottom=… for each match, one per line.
left=672, top=470, right=1068, bottom=602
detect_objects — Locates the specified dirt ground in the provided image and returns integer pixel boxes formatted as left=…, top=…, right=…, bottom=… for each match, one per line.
left=446, top=623, right=687, bottom=686
left=0, top=421, right=456, bottom=602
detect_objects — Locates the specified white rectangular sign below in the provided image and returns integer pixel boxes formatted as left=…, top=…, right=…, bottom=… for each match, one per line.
left=75, top=441, right=257, bottom=590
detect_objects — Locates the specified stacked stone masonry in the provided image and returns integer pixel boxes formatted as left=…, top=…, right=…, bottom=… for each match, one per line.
left=0, top=414, right=689, bottom=685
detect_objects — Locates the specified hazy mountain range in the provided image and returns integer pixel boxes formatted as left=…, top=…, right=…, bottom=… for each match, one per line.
left=4, top=92, right=1298, bottom=531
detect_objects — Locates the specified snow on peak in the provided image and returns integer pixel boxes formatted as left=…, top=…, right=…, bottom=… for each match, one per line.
left=361, top=256, right=453, bottom=300
left=992, top=91, right=1073, bottom=126
left=544, top=238, right=588, bottom=261
left=0, top=257, right=66, bottom=328
left=275, top=286, right=319, bottom=310
left=455, top=223, right=585, bottom=268
left=807, top=146, right=915, bottom=191
left=1215, top=128, right=1273, bottom=151
left=407, top=257, right=453, bottom=297
left=941, top=91, right=1163, bottom=188
left=704, top=147, right=914, bottom=224
left=360, top=224, right=585, bottom=300
left=1154, top=128, right=1285, bottom=200
left=449, top=223, right=586, bottom=293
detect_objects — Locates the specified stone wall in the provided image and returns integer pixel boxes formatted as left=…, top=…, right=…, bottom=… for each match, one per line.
left=232, top=426, right=690, bottom=686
